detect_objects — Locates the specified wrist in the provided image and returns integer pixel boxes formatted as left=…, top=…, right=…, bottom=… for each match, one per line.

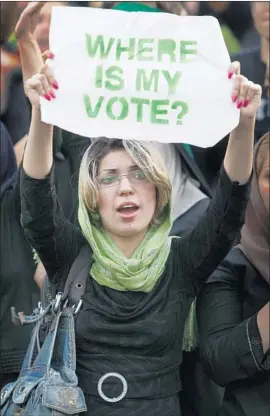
left=17, top=35, right=36, bottom=47
left=236, top=116, right=256, bottom=131
left=32, top=105, right=41, bottom=115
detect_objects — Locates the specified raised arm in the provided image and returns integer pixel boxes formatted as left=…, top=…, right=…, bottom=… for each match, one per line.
left=175, top=62, right=261, bottom=295
left=197, top=252, right=270, bottom=386
left=15, top=2, right=46, bottom=89
left=21, top=62, right=84, bottom=282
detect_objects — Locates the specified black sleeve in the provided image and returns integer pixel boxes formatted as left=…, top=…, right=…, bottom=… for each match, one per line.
left=197, top=261, right=270, bottom=387
left=1, top=74, right=30, bottom=145
left=175, top=165, right=251, bottom=295
left=20, top=166, right=85, bottom=283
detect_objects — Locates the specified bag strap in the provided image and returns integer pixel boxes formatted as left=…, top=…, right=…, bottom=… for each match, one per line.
left=39, top=245, right=91, bottom=315
left=61, top=245, right=92, bottom=307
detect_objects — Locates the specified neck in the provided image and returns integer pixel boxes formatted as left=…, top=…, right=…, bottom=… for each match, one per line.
left=107, top=230, right=147, bottom=257
left=261, top=37, right=269, bottom=65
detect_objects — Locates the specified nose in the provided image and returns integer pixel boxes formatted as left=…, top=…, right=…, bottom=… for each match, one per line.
left=118, top=176, right=134, bottom=195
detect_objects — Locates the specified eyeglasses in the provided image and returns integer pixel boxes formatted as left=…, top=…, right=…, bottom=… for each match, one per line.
left=97, top=169, right=148, bottom=188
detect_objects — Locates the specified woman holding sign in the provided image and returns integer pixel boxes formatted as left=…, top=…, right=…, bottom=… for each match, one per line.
left=18, top=51, right=261, bottom=415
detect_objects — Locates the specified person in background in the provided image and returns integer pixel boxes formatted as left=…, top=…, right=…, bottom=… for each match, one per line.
left=0, top=1, right=86, bottom=161
left=232, top=2, right=269, bottom=142
left=192, top=1, right=269, bottom=190
left=197, top=132, right=270, bottom=416
left=241, top=1, right=269, bottom=50
left=15, top=1, right=90, bottom=226
left=0, top=1, right=30, bottom=152
left=198, top=2, right=253, bottom=54
left=0, top=1, right=65, bottom=155
left=0, top=2, right=22, bottom=46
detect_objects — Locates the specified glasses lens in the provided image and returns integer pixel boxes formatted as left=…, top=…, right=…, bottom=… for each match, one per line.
left=99, top=175, right=119, bottom=187
left=130, top=170, right=147, bottom=182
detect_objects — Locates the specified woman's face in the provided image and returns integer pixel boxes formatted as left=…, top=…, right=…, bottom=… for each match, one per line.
left=97, top=149, right=156, bottom=243
left=258, top=153, right=270, bottom=214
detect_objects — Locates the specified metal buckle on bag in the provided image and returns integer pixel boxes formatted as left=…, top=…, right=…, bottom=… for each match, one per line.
left=37, top=301, right=44, bottom=313
left=72, top=299, right=83, bottom=315
left=63, top=299, right=83, bottom=315
left=97, top=372, right=128, bottom=403
left=53, top=293, right=63, bottom=312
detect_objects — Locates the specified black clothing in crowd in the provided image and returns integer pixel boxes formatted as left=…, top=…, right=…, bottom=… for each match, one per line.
left=1, top=69, right=30, bottom=146
left=233, top=47, right=269, bottom=142
left=0, top=122, right=39, bottom=386
left=197, top=248, right=270, bottom=416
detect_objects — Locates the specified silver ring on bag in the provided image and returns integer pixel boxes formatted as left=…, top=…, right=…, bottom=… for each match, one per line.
left=97, top=372, right=128, bottom=403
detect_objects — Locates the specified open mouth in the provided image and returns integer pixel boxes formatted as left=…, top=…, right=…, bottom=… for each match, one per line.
left=117, top=205, right=139, bottom=214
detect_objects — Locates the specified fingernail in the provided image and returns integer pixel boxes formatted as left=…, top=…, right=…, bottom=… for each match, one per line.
left=232, top=94, right=238, bottom=103
left=44, top=94, right=51, bottom=101
left=228, top=71, right=233, bottom=79
left=49, top=90, right=56, bottom=99
left=49, top=52, right=55, bottom=59
left=52, top=81, right=59, bottom=90
left=243, top=99, right=249, bottom=107
left=237, top=100, right=243, bottom=109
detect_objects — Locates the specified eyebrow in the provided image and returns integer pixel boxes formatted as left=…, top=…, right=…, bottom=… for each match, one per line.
left=100, top=164, right=139, bottom=174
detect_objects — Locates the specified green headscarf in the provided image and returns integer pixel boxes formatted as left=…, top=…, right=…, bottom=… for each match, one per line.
left=78, top=194, right=197, bottom=351
left=78, top=196, right=172, bottom=292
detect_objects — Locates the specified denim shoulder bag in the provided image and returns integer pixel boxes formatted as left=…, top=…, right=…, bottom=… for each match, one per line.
left=1, top=245, right=91, bottom=415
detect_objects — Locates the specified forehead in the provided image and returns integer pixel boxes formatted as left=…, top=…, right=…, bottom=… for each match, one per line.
left=99, top=149, right=135, bottom=172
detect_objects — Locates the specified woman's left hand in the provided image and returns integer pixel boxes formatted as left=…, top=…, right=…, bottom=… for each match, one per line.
left=228, top=61, right=262, bottom=121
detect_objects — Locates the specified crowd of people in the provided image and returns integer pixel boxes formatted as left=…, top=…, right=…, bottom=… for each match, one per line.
left=0, top=2, right=269, bottom=416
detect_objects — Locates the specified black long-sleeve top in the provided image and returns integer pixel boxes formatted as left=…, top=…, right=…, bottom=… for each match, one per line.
left=20, top=165, right=251, bottom=416
left=197, top=247, right=270, bottom=416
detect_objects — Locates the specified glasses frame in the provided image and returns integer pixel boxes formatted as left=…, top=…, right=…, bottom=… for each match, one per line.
left=97, top=170, right=148, bottom=188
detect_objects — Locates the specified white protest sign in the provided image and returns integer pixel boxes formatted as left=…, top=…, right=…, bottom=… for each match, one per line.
left=41, top=6, right=239, bottom=147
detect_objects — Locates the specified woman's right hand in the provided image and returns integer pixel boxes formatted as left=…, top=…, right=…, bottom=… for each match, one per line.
left=25, top=60, right=58, bottom=108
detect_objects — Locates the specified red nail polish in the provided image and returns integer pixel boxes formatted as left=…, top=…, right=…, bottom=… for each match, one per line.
left=228, top=71, right=233, bottom=79
left=52, top=81, right=59, bottom=90
left=244, top=99, right=249, bottom=107
left=49, top=52, right=55, bottom=59
left=49, top=90, right=56, bottom=99
left=44, top=94, right=51, bottom=101
left=232, top=94, right=237, bottom=103
left=237, top=100, right=243, bottom=109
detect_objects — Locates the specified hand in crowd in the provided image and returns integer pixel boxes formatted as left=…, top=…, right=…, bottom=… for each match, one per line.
left=228, top=61, right=262, bottom=120
left=25, top=51, right=58, bottom=108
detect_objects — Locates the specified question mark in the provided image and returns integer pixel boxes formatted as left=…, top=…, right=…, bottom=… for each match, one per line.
left=171, top=101, right=189, bottom=125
